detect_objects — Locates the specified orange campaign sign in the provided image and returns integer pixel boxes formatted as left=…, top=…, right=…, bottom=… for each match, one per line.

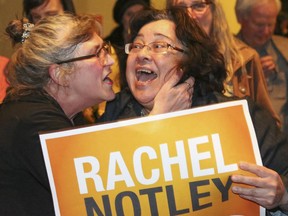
left=40, top=100, right=265, bottom=216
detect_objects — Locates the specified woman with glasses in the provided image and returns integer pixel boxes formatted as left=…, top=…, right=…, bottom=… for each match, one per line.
left=99, top=9, right=197, bottom=121
left=99, top=8, right=288, bottom=214
left=0, top=14, right=115, bottom=215
left=167, top=0, right=281, bottom=127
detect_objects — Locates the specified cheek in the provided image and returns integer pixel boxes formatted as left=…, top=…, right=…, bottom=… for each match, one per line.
left=126, top=71, right=134, bottom=88
left=79, top=62, right=103, bottom=81
left=249, top=27, right=259, bottom=36
left=246, top=22, right=257, bottom=32
left=157, top=55, right=180, bottom=77
left=126, top=55, right=135, bottom=75
left=125, top=67, right=135, bottom=90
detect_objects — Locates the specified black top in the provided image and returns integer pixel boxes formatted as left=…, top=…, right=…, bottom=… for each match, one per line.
left=0, top=90, right=84, bottom=215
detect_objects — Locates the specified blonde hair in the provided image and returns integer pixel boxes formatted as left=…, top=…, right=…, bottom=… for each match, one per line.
left=167, top=0, right=245, bottom=80
left=5, top=13, right=102, bottom=99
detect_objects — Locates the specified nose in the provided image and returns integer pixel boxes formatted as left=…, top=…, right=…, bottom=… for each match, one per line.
left=136, top=45, right=152, bottom=62
left=105, top=54, right=115, bottom=66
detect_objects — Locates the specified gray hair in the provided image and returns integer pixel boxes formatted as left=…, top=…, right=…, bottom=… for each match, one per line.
left=6, top=13, right=102, bottom=98
left=235, top=0, right=282, bottom=21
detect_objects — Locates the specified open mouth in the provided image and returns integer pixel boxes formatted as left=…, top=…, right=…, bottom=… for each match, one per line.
left=136, top=69, right=157, bottom=82
left=103, top=74, right=113, bottom=85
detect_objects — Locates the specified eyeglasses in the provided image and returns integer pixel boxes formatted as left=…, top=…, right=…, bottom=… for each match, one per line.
left=181, top=1, right=211, bottom=14
left=125, top=42, right=185, bottom=54
left=56, top=41, right=111, bottom=64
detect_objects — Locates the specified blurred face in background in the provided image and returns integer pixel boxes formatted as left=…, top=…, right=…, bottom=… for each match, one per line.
left=30, top=0, right=64, bottom=23
left=172, top=0, right=213, bottom=35
left=122, top=4, right=146, bottom=42
left=238, top=1, right=278, bottom=49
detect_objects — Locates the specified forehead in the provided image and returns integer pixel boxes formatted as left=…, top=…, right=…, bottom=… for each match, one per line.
left=136, top=20, right=177, bottom=40
left=78, top=33, right=103, bottom=50
left=247, top=3, right=278, bottom=24
left=173, top=0, right=204, bottom=5
left=250, top=2, right=278, bottom=19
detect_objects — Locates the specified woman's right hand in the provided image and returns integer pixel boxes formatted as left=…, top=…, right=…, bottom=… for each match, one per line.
left=231, top=162, right=288, bottom=212
left=150, top=70, right=194, bottom=115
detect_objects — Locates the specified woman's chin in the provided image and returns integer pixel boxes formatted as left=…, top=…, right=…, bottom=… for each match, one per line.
left=135, top=94, right=154, bottom=108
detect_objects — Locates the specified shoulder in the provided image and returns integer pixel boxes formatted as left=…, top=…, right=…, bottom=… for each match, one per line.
left=271, top=35, right=288, bottom=60
left=272, top=35, right=288, bottom=42
left=235, top=37, right=259, bottom=61
left=272, top=35, right=288, bottom=48
left=193, top=92, right=238, bottom=107
left=233, top=37, right=260, bottom=71
left=0, top=92, right=72, bottom=133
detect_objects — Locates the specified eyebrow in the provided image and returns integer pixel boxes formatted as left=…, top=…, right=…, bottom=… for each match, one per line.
left=135, top=32, right=175, bottom=42
left=82, top=42, right=102, bottom=56
left=56, top=42, right=104, bottom=64
left=177, top=0, right=205, bottom=5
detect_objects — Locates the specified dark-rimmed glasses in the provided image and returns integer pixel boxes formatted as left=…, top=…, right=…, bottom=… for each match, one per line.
left=56, top=41, right=111, bottom=64
left=125, top=42, right=185, bottom=54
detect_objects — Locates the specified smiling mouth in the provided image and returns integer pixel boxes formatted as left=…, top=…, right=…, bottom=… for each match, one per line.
left=136, top=69, right=157, bottom=82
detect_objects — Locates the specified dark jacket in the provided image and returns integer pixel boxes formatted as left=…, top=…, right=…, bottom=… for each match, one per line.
left=0, top=90, right=84, bottom=215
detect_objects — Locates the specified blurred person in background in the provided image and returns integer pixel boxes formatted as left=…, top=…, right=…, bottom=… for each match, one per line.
left=166, top=0, right=280, bottom=126
left=235, top=0, right=288, bottom=132
left=105, top=0, right=150, bottom=48
left=23, top=0, right=76, bottom=24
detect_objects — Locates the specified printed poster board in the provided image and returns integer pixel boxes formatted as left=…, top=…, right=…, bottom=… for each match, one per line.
left=40, top=100, right=265, bottom=216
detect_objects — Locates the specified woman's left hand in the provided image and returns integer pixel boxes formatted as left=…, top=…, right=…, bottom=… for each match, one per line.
left=231, top=162, right=288, bottom=211
left=151, top=71, right=194, bottom=115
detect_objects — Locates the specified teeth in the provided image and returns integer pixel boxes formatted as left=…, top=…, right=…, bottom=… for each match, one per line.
left=136, top=68, right=157, bottom=82
left=137, top=69, right=153, bottom=74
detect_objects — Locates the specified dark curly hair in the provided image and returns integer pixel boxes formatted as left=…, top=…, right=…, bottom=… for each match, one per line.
left=120, top=7, right=227, bottom=97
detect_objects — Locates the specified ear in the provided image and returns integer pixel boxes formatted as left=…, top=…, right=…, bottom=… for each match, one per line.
left=49, top=64, right=68, bottom=87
